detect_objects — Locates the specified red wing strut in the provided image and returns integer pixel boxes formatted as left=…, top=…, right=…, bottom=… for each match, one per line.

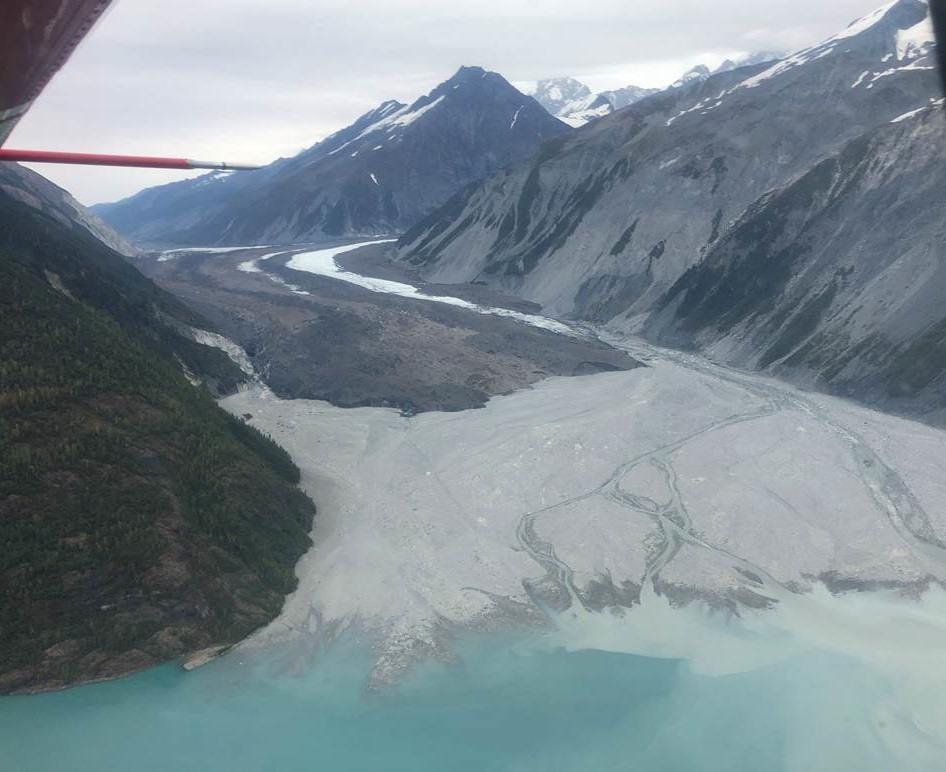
left=0, top=149, right=260, bottom=171
left=0, top=0, right=260, bottom=170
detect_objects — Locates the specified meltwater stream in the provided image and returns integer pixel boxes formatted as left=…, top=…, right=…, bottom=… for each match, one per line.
left=240, top=240, right=578, bottom=337
left=5, top=243, right=946, bottom=770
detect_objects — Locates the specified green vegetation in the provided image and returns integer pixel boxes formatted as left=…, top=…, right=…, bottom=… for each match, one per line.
left=0, top=195, right=314, bottom=693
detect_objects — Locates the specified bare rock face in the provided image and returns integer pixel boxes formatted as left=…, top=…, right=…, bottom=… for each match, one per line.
left=0, top=163, right=140, bottom=256
left=398, top=1, right=946, bottom=423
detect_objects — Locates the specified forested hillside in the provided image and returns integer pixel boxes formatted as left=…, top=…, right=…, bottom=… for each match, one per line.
left=0, top=190, right=315, bottom=694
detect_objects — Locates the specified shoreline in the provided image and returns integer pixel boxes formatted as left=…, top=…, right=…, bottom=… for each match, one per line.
left=217, top=334, right=946, bottom=686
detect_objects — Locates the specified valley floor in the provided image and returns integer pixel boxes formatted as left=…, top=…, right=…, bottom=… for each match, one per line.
left=143, top=239, right=946, bottom=691
left=138, top=242, right=634, bottom=413
left=6, top=240, right=946, bottom=770
left=136, top=240, right=946, bottom=751
left=221, top=333, right=946, bottom=687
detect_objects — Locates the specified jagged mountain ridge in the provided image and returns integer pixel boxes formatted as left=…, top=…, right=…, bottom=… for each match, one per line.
left=399, top=0, right=945, bottom=421
left=528, top=77, right=657, bottom=126
left=600, top=84, right=662, bottom=111
left=528, top=53, right=781, bottom=127
left=94, top=67, right=571, bottom=247
left=670, top=51, right=784, bottom=89
left=644, top=102, right=946, bottom=420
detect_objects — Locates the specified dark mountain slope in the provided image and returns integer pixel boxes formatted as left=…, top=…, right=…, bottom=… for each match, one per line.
left=0, top=187, right=314, bottom=694
left=0, top=162, right=140, bottom=256
left=398, top=0, right=946, bottom=423
left=94, top=67, right=571, bottom=247
left=645, top=105, right=946, bottom=422
left=399, top=0, right=935, bottom=317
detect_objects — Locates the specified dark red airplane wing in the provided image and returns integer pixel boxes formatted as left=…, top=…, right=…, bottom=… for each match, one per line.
left=0, top=0, right=113, bottom=146
left=0, top=0, right=259, bottom=169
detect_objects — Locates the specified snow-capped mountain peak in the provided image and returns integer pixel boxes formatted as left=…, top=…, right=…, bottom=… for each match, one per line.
left=530, top=51, right=786, bottom=127
left=671, top=64, right=712, bottom=90
left=95, top=66, right=570, bottom=246
left=660, top=0, right=932, bottom=129
left=670, top=52, right=784, bottom=90
left=733, top=0, right=930, bottom=93
left=529, top=77, right=659, bottom=127
left=531, top=77, right=594, bottom=115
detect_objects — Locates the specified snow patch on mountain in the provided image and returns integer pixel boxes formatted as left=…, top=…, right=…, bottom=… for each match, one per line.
left=686, top=0, right=931, bottom=116
left=896, top=15, right=935, bottom=59
left=528, top=77, right=657, bottom=127
left=832, top=1, right=899, bottom=42
left=324, top=92, right=452, bottom=158
left=509, top=106, right=523, bottom=129
left=390, top=95, right=445, bottom=129
left=534, top=53, right=784, bottom=127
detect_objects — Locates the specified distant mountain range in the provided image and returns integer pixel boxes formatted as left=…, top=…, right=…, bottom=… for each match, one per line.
left=526, top=78, right=638, bottom=128
left=399, top=0, right=946, bottom=423
left=668, top=51, right=784, bottom=90
left=93, top=55, right=789, bottom=247
left=93, top=67, right=570, bottom=247
left=526, top=52, right=783, bottom=127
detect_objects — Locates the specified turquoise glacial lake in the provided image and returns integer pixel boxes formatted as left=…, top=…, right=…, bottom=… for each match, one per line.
left=0, top=630, right=927, bottom=772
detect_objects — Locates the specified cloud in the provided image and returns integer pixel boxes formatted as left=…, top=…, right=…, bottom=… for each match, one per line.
left=10, top=0, right=883, bottom=204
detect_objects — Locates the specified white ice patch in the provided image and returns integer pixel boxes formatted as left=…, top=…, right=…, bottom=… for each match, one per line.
left=896, top=17, right=935, bottom=60
left=866, top=59, right=936, bottom=87
left=194, top=170, right=235, bottom=188
left=282, top=242, right=576, bottom=336
left=890, top=98, right=945, bottom=123
left=158, top=245, right=269, bottom=262
left=830, top=2, right=898, bottom=43
left=509, top=106, right=523, bottom=130
left=723, top=1, right=902, bottom=99
left=891, top=106, right=928, bottom=123
left=734, top=43, right=835, bottom=92
left=666, top=93, right=730, bottom=126
left=387, top=95, right=444, bottom=129
left=328, top=104, right=412, bottom=156
left=237, top=251, right=288, bottom=274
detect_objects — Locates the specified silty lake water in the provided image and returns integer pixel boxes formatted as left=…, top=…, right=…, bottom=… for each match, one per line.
left=0, top=629, right=925, bottom=772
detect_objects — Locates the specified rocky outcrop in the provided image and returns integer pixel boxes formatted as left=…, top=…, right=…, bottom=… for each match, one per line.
left=399, top=0, right=946, bottom=423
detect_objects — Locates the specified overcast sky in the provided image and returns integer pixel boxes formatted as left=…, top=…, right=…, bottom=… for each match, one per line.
left=11, top=0, right=884, bottom=205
